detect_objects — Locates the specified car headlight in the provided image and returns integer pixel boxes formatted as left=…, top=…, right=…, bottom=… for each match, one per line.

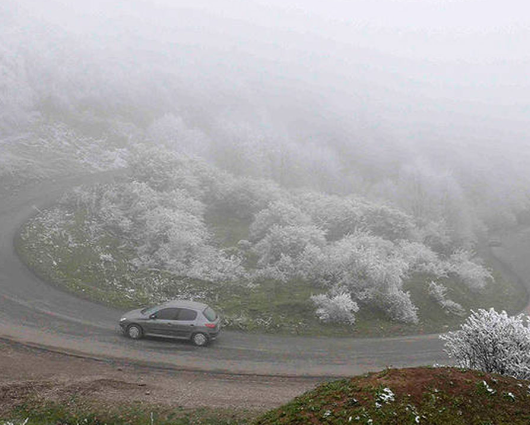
left=120, top=317, right=127, bottom=322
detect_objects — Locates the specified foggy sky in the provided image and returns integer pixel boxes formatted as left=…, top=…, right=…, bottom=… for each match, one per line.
left=4, top=0, right=530, bottom=157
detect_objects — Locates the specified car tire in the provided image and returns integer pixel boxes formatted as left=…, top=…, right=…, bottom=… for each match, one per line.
left=127, top=324, right=143, bottom=340
left=191, top=332, right=209, bottom=347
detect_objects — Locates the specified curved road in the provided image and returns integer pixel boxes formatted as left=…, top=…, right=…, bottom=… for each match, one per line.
left=0, top=174, right=527, bottom=378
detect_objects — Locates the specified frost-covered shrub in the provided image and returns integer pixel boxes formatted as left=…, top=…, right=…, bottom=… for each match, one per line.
left=398, top=241, right=447, bottom=277
left=296, top=192, right=364, bottom=241
left=377, top=288, right=419, bottom=324
left=441, top=309, right=530, bottom=379
left=428, top=281, right=465, bottom=316
left=448, top=249, right=492, bottom=290
left=417, top=219, right=453, bottom=253
left=252, top=254, right=297, bottom=283
left=296, top=192, right=416, bottom=242
left=253, top=224, right=326, bottom=268
left=249, top=200, right=312, bottom=242
left=302, top=232, right=419, bottom=323
left=129, top=147, right=226, bottom=201
left=360, top=203, right=416, bottom=241
left=211, top=175, right=284, bottom=220
left=311, top=291, right=359, bottom=325
left=64, top=179, right=245, bottom=283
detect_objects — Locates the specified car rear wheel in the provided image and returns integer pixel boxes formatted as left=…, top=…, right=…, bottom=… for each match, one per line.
left=192, top=332, right=209, bottom=346
left=127, top=324, right=143, bottom=340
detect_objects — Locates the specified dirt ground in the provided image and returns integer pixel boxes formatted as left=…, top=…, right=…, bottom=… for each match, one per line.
left=0, top=338, right=321, bottom=418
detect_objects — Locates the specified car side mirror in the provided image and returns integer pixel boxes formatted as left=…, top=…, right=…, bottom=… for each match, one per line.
left=149, top=314, right=157, bottom=320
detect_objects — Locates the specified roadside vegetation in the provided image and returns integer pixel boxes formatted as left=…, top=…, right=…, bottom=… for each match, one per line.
left=1, top=399, right=254, bottom=425
left=16, top=149, right=526, bottom=337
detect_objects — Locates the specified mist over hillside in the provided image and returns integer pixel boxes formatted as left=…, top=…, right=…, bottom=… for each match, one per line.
left=2, top=0, right=530, bottom=242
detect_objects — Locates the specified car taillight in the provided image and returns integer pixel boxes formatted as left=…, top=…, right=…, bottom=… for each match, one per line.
left=205, top=323, right=216, bottom=328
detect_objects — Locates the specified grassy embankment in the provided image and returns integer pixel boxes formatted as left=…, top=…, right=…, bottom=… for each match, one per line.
left=256, top=367, right=530, bottom=424
left=15, top=206, right=527, bottom=337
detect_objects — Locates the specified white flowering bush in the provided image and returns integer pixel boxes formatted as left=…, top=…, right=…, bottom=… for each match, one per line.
left=441, top=308, right=530, bottom=379
left=311, top=291, right=359, bottom=325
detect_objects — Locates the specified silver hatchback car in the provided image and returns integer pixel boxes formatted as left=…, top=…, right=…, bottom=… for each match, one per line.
left=119, top=300, right=221, bottom=346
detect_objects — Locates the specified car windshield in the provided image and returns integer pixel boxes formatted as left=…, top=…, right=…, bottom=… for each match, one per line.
left=203, top=306, right=217, bottom=321
left=140, top=306, right=158, bottom=316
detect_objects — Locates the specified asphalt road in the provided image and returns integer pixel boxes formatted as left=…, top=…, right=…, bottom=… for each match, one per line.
left=0, top=174, right=528, bottom=378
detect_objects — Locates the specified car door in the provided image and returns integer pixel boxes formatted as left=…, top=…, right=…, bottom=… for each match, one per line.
left=146, top=307, right=180, bottom=337
left=173, top=308, right=198, bottom=339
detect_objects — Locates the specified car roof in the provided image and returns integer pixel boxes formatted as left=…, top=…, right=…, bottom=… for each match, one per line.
left=159, top=299, right=209, bottom=310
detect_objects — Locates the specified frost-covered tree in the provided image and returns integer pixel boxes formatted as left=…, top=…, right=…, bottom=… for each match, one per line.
left=295, top=192, right=365, bottom=241
left=146, top=113, right=210, bottom=157
left=253, top=224, right=326, bottom=269
left=311, top=290, right=359, bottom=325
left=249, top=200, right=312, bottom=242
left=428, top=281, right=465, bottom=316
left=360, top=204, right=416, bottom=241
left=448, top=249, right=493, bottom=291
left=301, top=232, right=419, bottom=323
left=212, top=175, right=284, bottom=220
left=398, top=241, right=447, bottom=277
left=441, top=309, right=530, bottom=379
left=295, top=192, right=416, bottom=242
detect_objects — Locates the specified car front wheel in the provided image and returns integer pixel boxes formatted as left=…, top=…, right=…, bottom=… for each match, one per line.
left=192, top=332, right=209, bottom=347
left=127, top=324, right=143, bottom=340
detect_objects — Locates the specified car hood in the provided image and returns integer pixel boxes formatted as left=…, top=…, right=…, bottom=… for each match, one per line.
left=121, top=308, right=146, bottom=320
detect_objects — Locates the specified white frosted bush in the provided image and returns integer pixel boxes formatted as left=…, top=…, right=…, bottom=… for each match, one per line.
left=252, top=224, right=326, bottom=268
left=449, top=249, right=492, bottom=290
left=377, top=288, right=419, bottom=324
left=428, top=281, right=465, bottom=316
left=311, top=291, right=359, bottom=325
left=399, top=241, right=447, bottom=278
left=249, top=200, right=312, bottom=242
left=302, top=233, right=419, bottom=323
left=441, top=308, right=530, bottom=379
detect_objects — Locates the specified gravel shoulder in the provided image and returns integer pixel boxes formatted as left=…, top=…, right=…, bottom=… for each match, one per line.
left=0, top=338, right=318, bottom=419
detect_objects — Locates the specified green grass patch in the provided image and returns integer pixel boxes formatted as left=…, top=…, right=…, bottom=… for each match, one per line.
left=3, top=398, right=255, bottom=425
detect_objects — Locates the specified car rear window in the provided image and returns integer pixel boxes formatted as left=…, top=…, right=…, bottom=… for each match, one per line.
left=178, top=308, right=197, bottom=321
left=203, top=307, right=217, bottom=321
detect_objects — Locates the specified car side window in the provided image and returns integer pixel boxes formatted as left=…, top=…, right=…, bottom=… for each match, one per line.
left=177, top=308, right=197, bottom=321
left=154, top=308, right=180, bottom=320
